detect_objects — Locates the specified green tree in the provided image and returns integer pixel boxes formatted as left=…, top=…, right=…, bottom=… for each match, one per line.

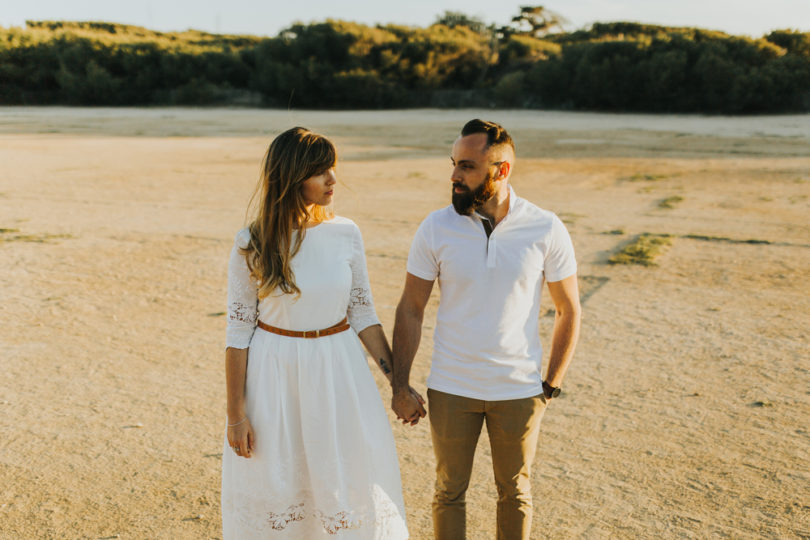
left=766, top=30, right=810, bottom=57
left=433, top=11, right=489, bottom=35
left=507, top=6, right=568, bottom=38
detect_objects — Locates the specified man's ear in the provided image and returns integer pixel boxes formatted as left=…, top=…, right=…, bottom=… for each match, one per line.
left=498, top=161, right=511, bottom=180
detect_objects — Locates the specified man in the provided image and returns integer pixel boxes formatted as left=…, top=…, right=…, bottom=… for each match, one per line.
left=391, top=119, right=581, bottom=540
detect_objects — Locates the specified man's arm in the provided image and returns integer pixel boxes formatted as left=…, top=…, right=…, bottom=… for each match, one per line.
left=391, top=272, right=433, bottom=424
left=544, top=274, right=582, bottom=392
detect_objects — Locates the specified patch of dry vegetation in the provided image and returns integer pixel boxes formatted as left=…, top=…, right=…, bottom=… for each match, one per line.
left=625, top=173, right=671, bottom=182
left=0, top=228, right=72, bottom=243
left=658, top=195, right=684, bottom=208
left=608, top=233, right=672, bottom=266
left=683, top=234, right=771, bottom=245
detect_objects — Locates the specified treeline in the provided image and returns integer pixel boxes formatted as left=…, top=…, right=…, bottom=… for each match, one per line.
left=1, top=17, right=809, bottom=112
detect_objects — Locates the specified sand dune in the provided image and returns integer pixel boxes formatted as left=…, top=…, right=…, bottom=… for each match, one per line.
left=1, top=108, right=808, bottom=539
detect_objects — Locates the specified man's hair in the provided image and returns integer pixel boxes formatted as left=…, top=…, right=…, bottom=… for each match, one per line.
left=460, top=119, right=514, bottom=151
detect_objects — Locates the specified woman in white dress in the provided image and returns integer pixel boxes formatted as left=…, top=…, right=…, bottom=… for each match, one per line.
left=222, top=127, right=416, bottom=539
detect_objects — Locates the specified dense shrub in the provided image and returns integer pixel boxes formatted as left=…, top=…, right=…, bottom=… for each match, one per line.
left=0, top=19, right=807, bottom=111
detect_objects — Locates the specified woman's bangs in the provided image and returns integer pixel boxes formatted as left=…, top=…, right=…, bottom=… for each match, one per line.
left=305, top=137, right=337, bottom=177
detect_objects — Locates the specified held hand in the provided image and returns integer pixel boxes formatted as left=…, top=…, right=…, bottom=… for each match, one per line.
left=409, top=386, right=425, bottom=407
left=227, top=416, right=255, bottom=458
left=392, top=388, right=427, bottom=426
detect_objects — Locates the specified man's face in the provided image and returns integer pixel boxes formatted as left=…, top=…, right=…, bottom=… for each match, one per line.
left=450, top=133, right=499, bottom=215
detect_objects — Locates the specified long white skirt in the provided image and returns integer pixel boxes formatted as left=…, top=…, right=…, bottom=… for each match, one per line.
left=221, top=328, right=409, bottom=539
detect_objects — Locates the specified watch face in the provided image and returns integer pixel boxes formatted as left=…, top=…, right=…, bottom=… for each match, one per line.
left=543, top=381, right=561, bottom=398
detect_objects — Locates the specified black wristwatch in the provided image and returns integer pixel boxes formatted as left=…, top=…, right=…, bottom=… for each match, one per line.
left=542, top=380, right=561, bottom=400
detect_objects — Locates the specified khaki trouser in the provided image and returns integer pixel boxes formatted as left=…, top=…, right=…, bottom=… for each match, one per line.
left=428, top=388, right=547, bottom=540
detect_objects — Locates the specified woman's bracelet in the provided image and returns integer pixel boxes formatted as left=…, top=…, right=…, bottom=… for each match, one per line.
left=227, top=416, right=247, bottom=427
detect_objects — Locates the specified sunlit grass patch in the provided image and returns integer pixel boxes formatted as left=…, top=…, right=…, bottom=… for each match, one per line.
left=608, top=233, right=672, bottom=266
left=683, top=234, right=770, bottom=245
left=624, top=173, right=670, bottom=182
left=558, top=212, right=585, bottom=226
left=0, top=228, right=72, bottom=243
left=658, top=195, right=684, bottom=208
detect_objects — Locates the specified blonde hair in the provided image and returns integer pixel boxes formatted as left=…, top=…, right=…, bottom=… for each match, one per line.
left=244, top=127, right=335, bottom=298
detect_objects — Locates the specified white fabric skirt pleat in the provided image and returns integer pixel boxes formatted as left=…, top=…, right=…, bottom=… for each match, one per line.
left=221, top=328, right=408, bottom=539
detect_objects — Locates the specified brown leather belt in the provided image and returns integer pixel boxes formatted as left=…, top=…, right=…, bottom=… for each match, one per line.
left=257, top=317, right=350, bottom=339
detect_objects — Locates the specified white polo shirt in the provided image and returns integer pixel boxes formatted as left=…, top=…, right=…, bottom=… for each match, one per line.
left=407, top=186, right=577, bottom=401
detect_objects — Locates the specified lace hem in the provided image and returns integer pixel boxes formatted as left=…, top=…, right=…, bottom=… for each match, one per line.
left=232, top=493, right=403, bottom=536
left=264, top=501, right=389, bottom=534
left=267, top=503, right=305, bottom=531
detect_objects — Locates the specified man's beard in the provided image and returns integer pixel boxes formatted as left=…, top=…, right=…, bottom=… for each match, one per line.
left=452, top=172, right=496, bottom=215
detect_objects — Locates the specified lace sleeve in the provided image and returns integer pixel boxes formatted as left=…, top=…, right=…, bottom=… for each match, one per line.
left=226, top=229, right=258, bottom=349
left=347, top=225, right=381, bottom=333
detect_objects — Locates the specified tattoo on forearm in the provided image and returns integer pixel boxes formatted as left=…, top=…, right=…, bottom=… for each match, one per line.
left=378, top=357, right=392, bottom=374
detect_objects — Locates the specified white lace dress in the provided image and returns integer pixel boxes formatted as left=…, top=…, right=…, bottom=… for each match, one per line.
left=221, top=217, right=408, bottom=539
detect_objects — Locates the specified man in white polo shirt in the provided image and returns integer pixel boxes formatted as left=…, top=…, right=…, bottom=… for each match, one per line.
left=391, top=119, right=581, bottom=540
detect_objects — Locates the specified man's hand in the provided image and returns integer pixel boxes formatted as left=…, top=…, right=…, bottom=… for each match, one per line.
left=392, top=388, right=426, bottom=426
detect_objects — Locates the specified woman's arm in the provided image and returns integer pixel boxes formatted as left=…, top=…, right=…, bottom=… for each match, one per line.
left=348, top=225, right=424, bottom=413
left=225, top=346, right=254, bottom=458
left=358, top=324, right=425, bottom=421
left=225, top=346, right=249, bottom=421
left=357, top=324, right=394, bottom=383
left=224, top=229, right=259, bottom=458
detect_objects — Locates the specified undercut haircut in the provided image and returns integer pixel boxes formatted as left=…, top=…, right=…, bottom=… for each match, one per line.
left=461, top=119, right=515, bottom=151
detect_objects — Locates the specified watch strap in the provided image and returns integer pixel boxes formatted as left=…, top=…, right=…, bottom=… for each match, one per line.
left=542, top=380, right=561, bottom=399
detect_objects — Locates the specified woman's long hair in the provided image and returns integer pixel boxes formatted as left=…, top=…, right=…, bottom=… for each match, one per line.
left=243, top=127, right=335, bottom=298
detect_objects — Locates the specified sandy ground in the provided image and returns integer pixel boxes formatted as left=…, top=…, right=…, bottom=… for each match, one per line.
left=0, top=107, right=808, bottom=539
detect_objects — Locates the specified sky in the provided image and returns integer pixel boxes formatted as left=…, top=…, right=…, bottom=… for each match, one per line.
left=2, top=0, right=809, bottom=39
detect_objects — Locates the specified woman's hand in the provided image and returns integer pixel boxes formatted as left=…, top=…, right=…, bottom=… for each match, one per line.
left=409, top=385, right=425, bottom=407
left=227, top=416, right=255, bottom=458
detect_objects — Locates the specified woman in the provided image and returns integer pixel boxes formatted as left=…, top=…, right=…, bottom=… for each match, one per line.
left=222, top=127, right=415, bottom=538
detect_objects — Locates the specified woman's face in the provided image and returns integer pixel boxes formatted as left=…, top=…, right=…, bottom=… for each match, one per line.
left=301, top=167, right=337, bottom=207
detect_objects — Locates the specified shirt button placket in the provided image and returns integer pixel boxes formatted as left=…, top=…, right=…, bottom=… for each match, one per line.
left=487, top=234, right=497, bottom=268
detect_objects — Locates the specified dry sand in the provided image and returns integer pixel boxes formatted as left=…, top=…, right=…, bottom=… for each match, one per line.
left=1, top=107, right=808, bottom=539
